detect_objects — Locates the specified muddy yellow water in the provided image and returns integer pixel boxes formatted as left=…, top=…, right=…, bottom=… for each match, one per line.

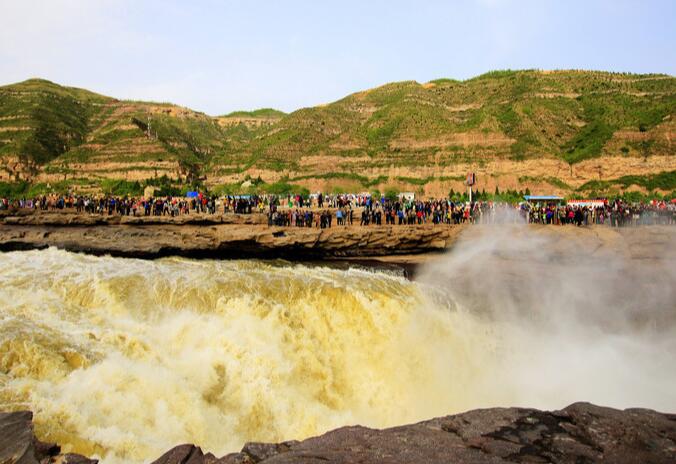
left=0, top=248, right=502, bottom=463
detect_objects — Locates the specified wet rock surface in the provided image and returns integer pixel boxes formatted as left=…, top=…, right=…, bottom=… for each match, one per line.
left=0, top=411, right=97, bottom=464
left=2, top=404, right=675, bottom=464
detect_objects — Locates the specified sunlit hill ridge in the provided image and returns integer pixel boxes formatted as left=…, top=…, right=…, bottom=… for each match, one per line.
left=0, top=70, right=674, bottom=198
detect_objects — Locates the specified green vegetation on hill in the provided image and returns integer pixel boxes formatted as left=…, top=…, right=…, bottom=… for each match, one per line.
left=0, top=180, right=30, bottom=198
left=208, top=70, right=674, bottom=172
left=427, top=78, right=459, bottom=85
left=468, top=69, right=535, bottom=81
left=1, top=71, right=674, bottom=195
left=132, top=113, right=227, bottom=173
left=0, top=78, right=231, bottom=182
left=579, top=170, right=676, bottom=192
left=562, top=92, right=673, bottom=163
left=211, top=176, right=309, bottom=196
left=222, top=108, right=286, bottom=118
left=0, top=79, right=111, bottom=172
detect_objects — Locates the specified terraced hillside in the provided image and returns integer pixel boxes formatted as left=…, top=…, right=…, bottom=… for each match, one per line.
left=208, top=70, right=676, bottom=197
left=0, top=79, right=230, bottom=193
left=1, top=71, right=675, bottom=198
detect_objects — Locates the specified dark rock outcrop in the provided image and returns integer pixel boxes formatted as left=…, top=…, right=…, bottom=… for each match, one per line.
left=150, top=403, right=675, bottom=464
left=5, top=403, right=673, bottom=464
left=151, top=444, right=212, bottom=464
left=0, top=411, right=96, bottom=464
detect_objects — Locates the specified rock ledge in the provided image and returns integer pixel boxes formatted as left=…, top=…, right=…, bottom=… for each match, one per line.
left=2, top=403, right=675, bottom=463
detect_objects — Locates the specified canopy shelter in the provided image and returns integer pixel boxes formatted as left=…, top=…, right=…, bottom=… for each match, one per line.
left=567, top=199, right=607, bottom=208
left=523, top=195, right=563, bottom=201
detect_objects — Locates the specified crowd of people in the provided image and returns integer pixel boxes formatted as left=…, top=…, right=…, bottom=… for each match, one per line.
left=267, top=207, right=339, bottom=228
left=523, top=200, right=675, bottom=227
left=2, top=191, right=675, bottom=227
left=2, top=194, right=220, bottom=216
left=266, top=197, right=676, bottom=228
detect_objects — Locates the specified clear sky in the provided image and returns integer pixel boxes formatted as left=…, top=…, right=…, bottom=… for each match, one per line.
left=1, top=0, right=674, bottom=115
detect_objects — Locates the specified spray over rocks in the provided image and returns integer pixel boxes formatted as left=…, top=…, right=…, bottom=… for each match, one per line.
left=418, top=219, right=676, bottom=411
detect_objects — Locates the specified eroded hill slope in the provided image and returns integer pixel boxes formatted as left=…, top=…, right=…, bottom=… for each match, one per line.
left=1, top=71, right=674, bottom=197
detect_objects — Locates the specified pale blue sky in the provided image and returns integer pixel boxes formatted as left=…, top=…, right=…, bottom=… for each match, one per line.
left=0, top=0, right=674, bottom=115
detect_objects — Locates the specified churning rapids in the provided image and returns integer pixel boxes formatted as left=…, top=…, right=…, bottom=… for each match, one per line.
left=1, top=225, right=675, bottom=463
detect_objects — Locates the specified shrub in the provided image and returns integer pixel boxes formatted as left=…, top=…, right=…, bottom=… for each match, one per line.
left=262, top=181, right=309, bottom=196
left=0, top=181, right=29, bottom=199
left=101, top=179, right=143, bottom=196
left=384, top=189, right=399, bottom=201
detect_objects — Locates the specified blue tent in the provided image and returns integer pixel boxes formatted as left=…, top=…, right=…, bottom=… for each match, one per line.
left=524, top=195, right=563, bottom=201
left=186, top=191, right=199, bottom=198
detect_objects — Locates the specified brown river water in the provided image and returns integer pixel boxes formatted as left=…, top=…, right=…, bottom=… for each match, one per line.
left=1, top=225, right=675, bottom=463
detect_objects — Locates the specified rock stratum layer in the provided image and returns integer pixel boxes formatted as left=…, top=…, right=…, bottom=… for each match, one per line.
left=2, top=403, right=675, bottom=464
left=1, top=212, right=676, bottom=263
left=0, top=212, right=464, bottom=260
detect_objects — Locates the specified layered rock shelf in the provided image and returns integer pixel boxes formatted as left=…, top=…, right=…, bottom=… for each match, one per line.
left=3, top=403, right=675, bottom=464
left=0, top=212, right=464, bottom=260
left=1, top=212, right=676, bottom=264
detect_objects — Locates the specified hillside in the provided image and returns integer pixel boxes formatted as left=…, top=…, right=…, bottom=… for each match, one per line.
left=0, top=79, right=230, bottom=193
left=1, top=71, right=675, bottom=198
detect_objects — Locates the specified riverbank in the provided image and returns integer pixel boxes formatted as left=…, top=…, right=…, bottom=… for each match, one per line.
left=0, top=211, right=465, bottom=263
left=1, top=211, right=675, bottom=267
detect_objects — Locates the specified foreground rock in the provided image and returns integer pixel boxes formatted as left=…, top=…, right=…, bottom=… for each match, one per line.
left=3, top=404, right=675, bottom=463
left=155, top=403, right=676, bottom=463
left=0, top=411, right=96, bottom=464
